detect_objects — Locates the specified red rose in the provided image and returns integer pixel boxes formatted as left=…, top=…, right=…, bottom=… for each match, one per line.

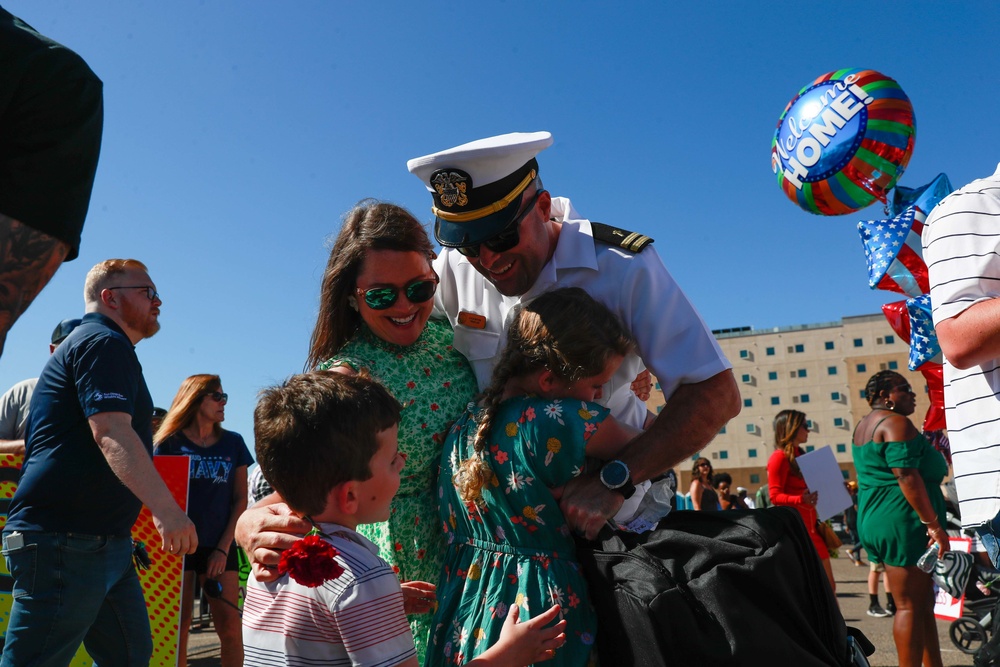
left=277, top=534, right=344, bottom=588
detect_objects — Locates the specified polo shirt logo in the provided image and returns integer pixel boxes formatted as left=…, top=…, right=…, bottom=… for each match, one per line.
left=94, top=391, right=127, bottom=401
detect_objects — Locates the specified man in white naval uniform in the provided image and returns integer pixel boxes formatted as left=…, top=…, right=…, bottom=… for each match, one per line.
left=407, top=131, right=740, bottom=539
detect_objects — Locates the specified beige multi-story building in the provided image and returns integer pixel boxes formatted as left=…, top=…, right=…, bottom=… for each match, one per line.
left=645, top=313, right=932, bottom=495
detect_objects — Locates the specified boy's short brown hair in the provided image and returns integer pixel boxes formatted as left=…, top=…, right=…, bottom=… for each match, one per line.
left=254, top=371, right=401, bottom=516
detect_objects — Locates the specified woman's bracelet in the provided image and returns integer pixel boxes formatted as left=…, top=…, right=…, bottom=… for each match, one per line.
left=214, top=547, right=228, bottom=557
left=919, top=517, right=939, bottom=525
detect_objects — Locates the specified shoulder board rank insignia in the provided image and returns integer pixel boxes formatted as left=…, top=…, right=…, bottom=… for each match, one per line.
left=591, top=222, right=654, bottom=253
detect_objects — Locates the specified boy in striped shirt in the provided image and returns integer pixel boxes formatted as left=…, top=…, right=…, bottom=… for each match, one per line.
left=244, top=371, right=565, bottom=666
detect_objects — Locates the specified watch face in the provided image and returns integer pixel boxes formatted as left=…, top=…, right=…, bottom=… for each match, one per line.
left=601, top=461, right=628, bottom=488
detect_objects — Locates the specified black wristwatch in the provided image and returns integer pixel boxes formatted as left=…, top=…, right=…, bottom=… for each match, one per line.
left=599, top=460, right=636, bottom=499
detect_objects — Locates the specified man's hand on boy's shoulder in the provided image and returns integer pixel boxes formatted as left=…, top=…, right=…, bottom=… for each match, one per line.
left=234, top=500, right=311, bottom=582
left=401, top=581, right=436, bottom=614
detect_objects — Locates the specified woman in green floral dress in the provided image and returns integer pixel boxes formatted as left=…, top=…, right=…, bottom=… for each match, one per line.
left=306, top=201, right=479, bottom=662
left=428, top=288, right=642, bottom=667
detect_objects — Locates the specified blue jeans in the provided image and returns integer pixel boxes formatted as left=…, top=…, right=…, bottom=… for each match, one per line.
left=0, top=531, right=152, bottom=667
left=976, top=511, right=1000, bottom=569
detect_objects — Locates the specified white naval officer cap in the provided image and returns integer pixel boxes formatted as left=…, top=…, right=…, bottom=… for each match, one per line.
left=406, top=131, right=553, bottom=248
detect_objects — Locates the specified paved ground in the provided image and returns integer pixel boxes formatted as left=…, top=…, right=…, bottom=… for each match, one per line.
left=184, top=544, right=984, bottom=665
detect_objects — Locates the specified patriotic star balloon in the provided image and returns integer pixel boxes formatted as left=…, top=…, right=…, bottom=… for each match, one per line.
left=881, top=300, right=911, bottom=344
left=919, top=362, right=946, bottom=431
left=859, top=205, right=929, bottom=297
left=905, top=293, right=941, bottom=370
left=889, top=173, right=953, bottom=217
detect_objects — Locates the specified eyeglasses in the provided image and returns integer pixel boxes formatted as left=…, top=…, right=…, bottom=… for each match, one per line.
left=205, top=391, right=228, bottom=403
left=355, top=277, right=438, bottom=310
left=108, top=285, right=159, bottom=301
left=456, top=190, right=542, bottom=258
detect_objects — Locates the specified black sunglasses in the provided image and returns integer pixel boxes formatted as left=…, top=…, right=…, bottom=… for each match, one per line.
left=456, top=190, right=542, bottom=258
left=205, top=391, right=228, bottom=403
left=356, top=277, right=438, bottom=310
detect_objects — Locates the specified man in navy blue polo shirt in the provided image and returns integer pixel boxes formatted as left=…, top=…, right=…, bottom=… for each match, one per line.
left=1, top=258, right=197, bottom=667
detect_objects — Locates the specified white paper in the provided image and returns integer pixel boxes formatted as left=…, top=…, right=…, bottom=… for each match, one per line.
left=795, top=446, right=852, bottom=521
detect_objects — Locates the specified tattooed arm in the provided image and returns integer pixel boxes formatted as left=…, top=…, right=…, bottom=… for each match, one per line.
left=0, top=214, right=69, bottom=358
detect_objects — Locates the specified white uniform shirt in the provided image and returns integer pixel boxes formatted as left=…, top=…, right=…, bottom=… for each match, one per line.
left=433, top=196, right=731, bottom=428
left=923, top=163, right=1000, bottom=527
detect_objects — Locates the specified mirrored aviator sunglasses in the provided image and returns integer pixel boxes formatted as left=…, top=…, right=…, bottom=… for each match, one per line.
left=358, top=277, right=438, bottom=310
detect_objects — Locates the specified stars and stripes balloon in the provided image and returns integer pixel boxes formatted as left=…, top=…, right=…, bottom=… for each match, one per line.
left=881, top=300, right=911, bottom=343
left=905, top=294, right=942, bottom=370
left=858, top=206, right=929, bottom=297
left=889, top=173, right=954, bottom=218
left=771, top=68, right=916, bottom=215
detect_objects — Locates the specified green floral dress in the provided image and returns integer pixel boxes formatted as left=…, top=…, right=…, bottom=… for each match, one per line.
left=320, top=318, right=478, bottom=662
left=428, top=396, right=609, bottom=667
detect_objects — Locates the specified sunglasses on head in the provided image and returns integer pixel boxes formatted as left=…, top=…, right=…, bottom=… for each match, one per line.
left=356, top=277, right=438, bottom=310
left=205, top=391, right=228, bottom=403
left=456, top=190, right=542, bottom=259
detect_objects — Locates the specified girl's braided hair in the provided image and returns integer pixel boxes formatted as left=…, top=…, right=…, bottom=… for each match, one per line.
left=453, top=287, right=635, bottom=504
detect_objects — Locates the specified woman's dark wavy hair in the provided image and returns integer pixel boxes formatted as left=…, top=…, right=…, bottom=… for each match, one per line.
left=306, top=200, right=435, bottom=370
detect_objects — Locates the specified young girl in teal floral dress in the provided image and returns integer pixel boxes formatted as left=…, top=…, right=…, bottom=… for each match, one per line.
left=428, top=288, right=643, bottom=667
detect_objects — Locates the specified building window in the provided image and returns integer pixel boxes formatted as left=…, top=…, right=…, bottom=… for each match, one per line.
left=739, top=349, right=750, bottom=359
left=797, top=369, right=807, bottom=378
left=834, top=417, right=845, bottom=427
left=768, top=371, right=778, bottom=380
left=743, top=398, right=753, bottom=408
left=853, top=338, right=863, bottom=347
left=656, top=404, right=664, bottom=413
left=741, top=373, right=752, bottom=383
left=801, top=394, right=810, bottom=403
left=831, top=391, right=841, bottom=401
left=770, top=396, right=780, bottom=405
left=746, top=423, right=756, bottom=433
left=805, top=419, right=815, bottom=429
left=856, top=363, right=867, bottom=373
left=654, top=382, right=661, bottom=391
left=859, top=389, right=866, bottom=398
left=750, top=474, right=760, bottom=484
left=719, top=426, right=726, bottom=434
left=766, top=347, right=775, bottom=356
left=805, top=445, right=815, bottom=452
left=795, top=344, right=804, bottom=353
left=825, top=341, right=835, bottom=350
left=792, top=396, right=799, bottom=403
left=886, top=335, right=895, bottom=344
left=827, top=366, right=837, bottom=375
left=888, top=360, right=898, bottom=370
left=748, top=449, right=757, bottom=458
left=836, top=444, right=847, bottom=453
left=719, top=451, right=729, bottom=460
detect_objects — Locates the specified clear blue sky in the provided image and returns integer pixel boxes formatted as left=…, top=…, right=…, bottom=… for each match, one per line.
left=3, top=0, right=998, bottom=451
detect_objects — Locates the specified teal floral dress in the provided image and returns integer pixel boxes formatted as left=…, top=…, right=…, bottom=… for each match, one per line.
left=428, top=396, right=609, bottom=667
left=320, top=318, right=478, bottom=662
